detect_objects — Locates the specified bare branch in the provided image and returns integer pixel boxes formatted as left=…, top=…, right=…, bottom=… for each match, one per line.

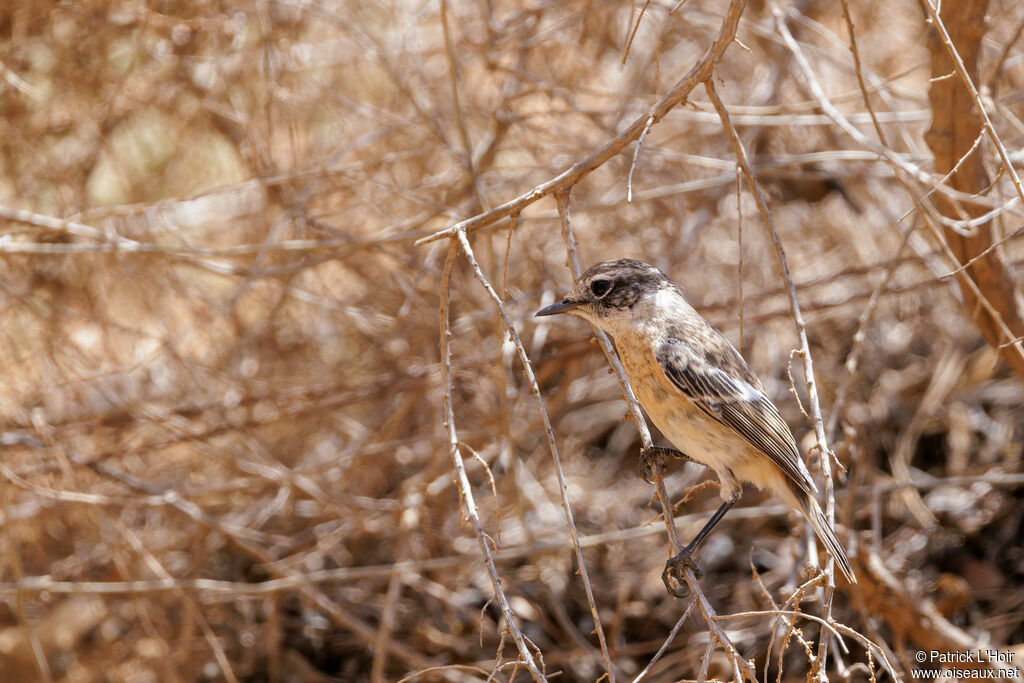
left=440, top=240, right=546, bottom=681
left=456, top=228, right=613, bottom=680
left=415, top=0, right=747, bottom=245
left=705, top=76, right=843, bottom=680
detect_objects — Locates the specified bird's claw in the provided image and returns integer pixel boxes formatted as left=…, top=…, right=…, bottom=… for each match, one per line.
left=639, top=447, right=664, bottom=483
left=639, top=446, right=688, bottom=483
left=662, top=549, right=703, bottom=598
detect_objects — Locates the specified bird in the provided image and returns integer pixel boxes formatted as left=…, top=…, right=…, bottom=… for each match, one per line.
left=536, top=258, right=855, bottom=590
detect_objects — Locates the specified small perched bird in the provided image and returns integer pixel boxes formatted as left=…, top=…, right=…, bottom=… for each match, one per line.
left=536, top=258, right=854, bottom=587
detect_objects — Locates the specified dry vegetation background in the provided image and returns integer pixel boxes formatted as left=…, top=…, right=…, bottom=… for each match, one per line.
left=0, top=0, right=1023, bottom=681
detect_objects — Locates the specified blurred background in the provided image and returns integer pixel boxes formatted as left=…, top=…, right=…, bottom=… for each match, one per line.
left=0, top=0, right=1022, bottom=680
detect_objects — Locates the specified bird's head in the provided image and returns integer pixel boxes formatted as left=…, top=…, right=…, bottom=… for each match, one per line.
left=535, top=258, right=672, bottom=333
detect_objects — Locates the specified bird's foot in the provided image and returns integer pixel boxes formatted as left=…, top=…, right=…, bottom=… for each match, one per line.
left=639, top=446, right=690, bottom=483
left=662, top=548, right=703, bottom=598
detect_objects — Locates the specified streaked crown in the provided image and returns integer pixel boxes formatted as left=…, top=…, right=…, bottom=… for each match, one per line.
left=536, top=258, right=673, bottom=321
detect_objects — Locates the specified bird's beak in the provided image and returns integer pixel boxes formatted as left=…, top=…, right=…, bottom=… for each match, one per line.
left=535, top=299, right=581, bottom=317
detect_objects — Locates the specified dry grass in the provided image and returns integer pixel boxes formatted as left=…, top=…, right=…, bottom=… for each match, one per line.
left=0, top=0, right=1022, bottom=680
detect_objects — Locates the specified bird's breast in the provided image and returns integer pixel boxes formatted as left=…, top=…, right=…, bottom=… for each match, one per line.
left=614, top=330, right=673, bottom=404
left=614, top=331, right=703, bottom=434
left=613, top=328, right=756, bottom=473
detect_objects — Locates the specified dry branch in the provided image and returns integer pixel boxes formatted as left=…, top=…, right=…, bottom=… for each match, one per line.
left=456, top=229, right=615, bottom=680
left=704, top=75, right=846, bottom=682
left=1, top=0, right=1022, bottom=679
left=439, top=240, right=546, bottom=681
left=416, top=0, right=747, bottom=245
left=922, top=0, right=1024, bottom=382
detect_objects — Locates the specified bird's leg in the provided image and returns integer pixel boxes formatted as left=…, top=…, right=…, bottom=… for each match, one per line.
left=639, top=446, right=695, bottom=483
left=662, top=490, right=741, bottom=598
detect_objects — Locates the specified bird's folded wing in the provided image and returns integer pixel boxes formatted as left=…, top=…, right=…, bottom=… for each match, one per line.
left=656, top=338, right=816, bottom=496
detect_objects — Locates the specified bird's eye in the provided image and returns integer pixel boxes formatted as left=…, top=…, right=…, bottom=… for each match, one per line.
left=590, top=279, right=612, bottom=297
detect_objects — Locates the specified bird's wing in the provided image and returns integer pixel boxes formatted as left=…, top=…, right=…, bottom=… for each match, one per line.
left=656, top=337, right=816, bottom=496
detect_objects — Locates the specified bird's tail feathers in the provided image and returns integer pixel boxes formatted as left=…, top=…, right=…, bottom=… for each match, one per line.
left=801, top=495, right=856, bottom=584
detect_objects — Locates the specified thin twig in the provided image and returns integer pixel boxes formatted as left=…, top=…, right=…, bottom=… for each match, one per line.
left=697, top=638, right=715, bottom=682
left=919, top=0, right=1024, bottom=207
left=621, top=0, right=653, bottom=65
left=439, top=239, right=546, bottom=681
left=936, top=224, right=1024, bottom=280
left=415, top=0, right=747, bottom=246
left=456, top=229, right=612, bottom=680
left=826, top=224, right=916, bottom=442
left=554, top=192, right=679, bottom=552
left=628, top=117, right=656, bottom=203
left=704, top=77, right=841, bottom=680
left=736, top=165, right=745, bottom=354
left=630, top=600, right=695, bottom=683
left=837, top=0, right=889, bottom=147
left=440, top=0, right=485, bottom=212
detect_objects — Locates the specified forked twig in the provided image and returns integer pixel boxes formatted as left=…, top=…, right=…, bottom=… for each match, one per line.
left=918, top=0, right=1024, bottom=207
left=454, top=229, right=616, bottom=681
left=416, top=0, right=747, bottom=246
left=439, top=240, right=546, bottom=681
left=704, top=78, right=842, bottom=680
left=770, top=2, right=1024, bottom=373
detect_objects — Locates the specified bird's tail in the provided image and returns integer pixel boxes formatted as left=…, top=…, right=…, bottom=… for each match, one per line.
left=800, top=494, right=856, bottom=583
